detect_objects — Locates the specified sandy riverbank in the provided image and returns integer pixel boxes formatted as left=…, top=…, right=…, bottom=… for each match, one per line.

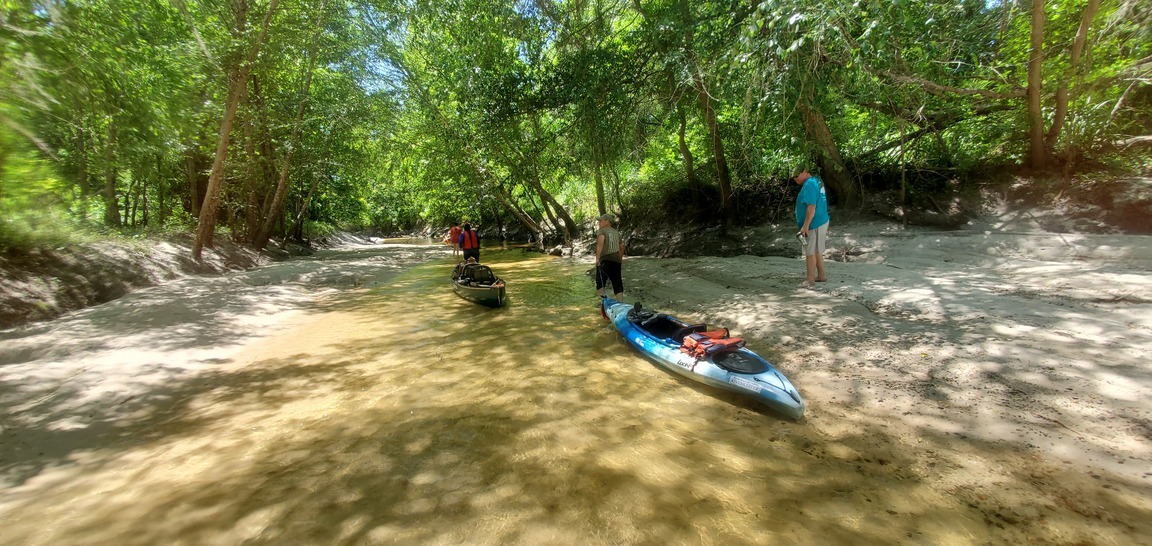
left=1, top=211, right=1150, bottom=544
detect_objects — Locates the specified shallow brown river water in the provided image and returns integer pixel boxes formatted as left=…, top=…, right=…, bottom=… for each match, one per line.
left=1, top=241, right=1148, bottom=545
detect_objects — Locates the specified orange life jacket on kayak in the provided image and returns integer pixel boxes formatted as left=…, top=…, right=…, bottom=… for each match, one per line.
left=460, top=230, right=479, bottom=250
left=680, top=328, right=746, bottom=360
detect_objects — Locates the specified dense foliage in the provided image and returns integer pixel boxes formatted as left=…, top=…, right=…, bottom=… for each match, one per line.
left=1, top=0, right=1149, bottom=253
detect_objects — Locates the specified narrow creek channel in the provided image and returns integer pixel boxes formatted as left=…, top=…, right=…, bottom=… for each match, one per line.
left=5, top=239, right=1131, bottom=545
left=0, top=242, right=788, bottom=544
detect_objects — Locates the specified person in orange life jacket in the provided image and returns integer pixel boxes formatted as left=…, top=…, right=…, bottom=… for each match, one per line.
left=794, top=167, right=829, bottom=289
left=447, top=222, right=462, bottom=257
left=458, top=223, right=480, bottom=263
left=595, top=213, right=625, bottom=299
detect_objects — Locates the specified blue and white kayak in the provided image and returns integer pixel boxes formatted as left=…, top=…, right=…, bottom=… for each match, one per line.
left=603, top=297, right=805, bottom=420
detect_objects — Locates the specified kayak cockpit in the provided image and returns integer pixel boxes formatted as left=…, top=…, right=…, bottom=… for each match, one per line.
left=626, top=304, right=709, bottom=344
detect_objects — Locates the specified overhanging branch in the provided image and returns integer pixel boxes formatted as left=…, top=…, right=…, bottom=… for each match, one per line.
left=878, top=70, right=1025, bottom=100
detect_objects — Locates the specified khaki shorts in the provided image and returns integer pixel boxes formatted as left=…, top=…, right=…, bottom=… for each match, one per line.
left=803, top=223, right=828, bottom=256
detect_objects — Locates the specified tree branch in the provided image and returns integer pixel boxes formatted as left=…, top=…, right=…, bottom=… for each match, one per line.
left=1116, top=136, right=1152, bottom=149
left=878, top=70, right=1026, bottom=99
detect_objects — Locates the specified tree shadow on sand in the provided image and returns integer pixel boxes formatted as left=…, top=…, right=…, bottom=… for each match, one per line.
left=1, top=246, right=1149, bottom=545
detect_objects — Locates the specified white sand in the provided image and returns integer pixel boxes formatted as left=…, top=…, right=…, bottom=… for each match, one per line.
left=627, top=216, right=1152, bottom=483
left=0, top=216, right=1149, bottom=545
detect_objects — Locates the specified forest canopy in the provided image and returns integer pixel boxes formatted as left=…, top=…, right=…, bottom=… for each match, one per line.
left=1, top=0, right=1149, bottom=256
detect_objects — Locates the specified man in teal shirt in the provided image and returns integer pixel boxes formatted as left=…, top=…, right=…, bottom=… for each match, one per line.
left=794, top=168, right=829, bottom=288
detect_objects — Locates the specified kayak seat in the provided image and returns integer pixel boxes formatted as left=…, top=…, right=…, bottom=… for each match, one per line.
left=627, top=308, right=658, bottom=324
left=672, top=324, right=708, bottom=343
left=467, top=265, right=496, bottom=283
left=641, top=314, right=662, bottom=326
left=639, top=315, right=684, bottom=340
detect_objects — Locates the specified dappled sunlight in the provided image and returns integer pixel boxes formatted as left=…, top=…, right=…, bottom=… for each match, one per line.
left=618, top=227, right=1152, bottom=524
left=0, top=244, right=455, bottom=491
left=1095, top=372, right=1143, bottom=402
left=2, top=236, right=1150, bottom=544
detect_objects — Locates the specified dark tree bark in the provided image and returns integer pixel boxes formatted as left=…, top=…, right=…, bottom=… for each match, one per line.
left=241, top=113, right=262, bottom=242
left=102, top=122, right=122, bottom=227
left=677, top=105, right=701, bottom=212
left=799, top=101, right=856, bottom=205
left=283, top=173, right=323, bottom=246
left=681, top=0, right=734, bottom=223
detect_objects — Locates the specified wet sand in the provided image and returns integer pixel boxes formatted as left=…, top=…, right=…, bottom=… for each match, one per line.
left=1, top=224, right=1150, bottom=545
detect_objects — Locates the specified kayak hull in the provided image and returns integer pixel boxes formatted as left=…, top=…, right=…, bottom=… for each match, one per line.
left=452, top=262, right=506, bottom=307
left=603, top=298, right=805, bottom=420
left=452, top=282, right=506, bottom=307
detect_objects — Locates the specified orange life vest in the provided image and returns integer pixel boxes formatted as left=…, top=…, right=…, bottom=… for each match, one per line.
left=460, top=230, right=479, bottom=250
left=680, top=328, right=746, bottom=360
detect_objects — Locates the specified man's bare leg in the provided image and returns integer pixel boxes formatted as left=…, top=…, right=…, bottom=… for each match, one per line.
left=805, top=255, right=818, bottom=287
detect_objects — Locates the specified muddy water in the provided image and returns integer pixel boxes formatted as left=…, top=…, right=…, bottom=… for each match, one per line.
left=0, top=244, right=1140, bottom=544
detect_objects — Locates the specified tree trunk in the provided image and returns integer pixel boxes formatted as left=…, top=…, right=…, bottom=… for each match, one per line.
left=102, top=122, right=122, bottom=227
left=185, top=144, right=208, bottom=218
left=193, top=65, right=247, bottom=258
left=900, top=121, right=907, bottom=228
left=694, top=74, right=734, bottom=221
left=532, top=172, right=564, bottom=240
left=1027, top=0, right=1048, bottom=170
left=77, top=124, right=90, bottom=198
left=591, top=118, right=606, bottom=215
left=525, top=168, right=577, bottom=240
left=284, top=173, right=323, bottom=246
left=192, top=0, right=280, bottom=261
left=1046, top=0, right=1101, bottom=149
left=677, top=105, right=701, bottom=213
left=680, top=0, right=733, bottom=223
left=527, top=114, right=577, bottom=239
left=140, top=176, right=149, bottom=227
left=253, top=0, right=325, bottom=249
left=490, top=181, right=542, bottom=236
left=798, top=101, right=856, bottom=205
left=125, top=175, right=138, bottom=226
left=253, top=76, right=277, bottom=222
left=155, top=154, right=165, bottom=227
left=535, top=180, right=564, bottom=239
left=242, top=114, right=261, bottom=242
